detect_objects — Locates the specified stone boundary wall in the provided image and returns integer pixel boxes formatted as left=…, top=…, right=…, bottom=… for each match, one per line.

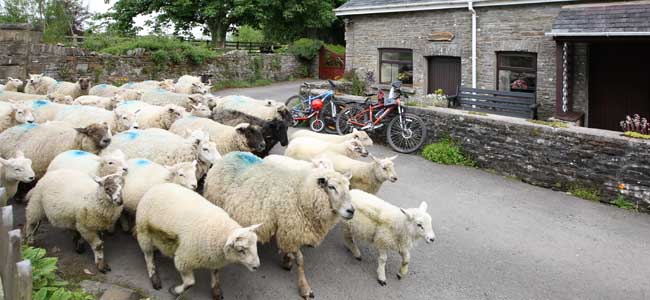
left=410, top=106, right=650, bottom=212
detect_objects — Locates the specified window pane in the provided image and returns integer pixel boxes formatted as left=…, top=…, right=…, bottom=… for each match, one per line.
left=382, top=51, right=400, bottom=61
left=381, top=50, right=412, bottom=63
left=498, top=70, right=536, bottom=93
left=500, top=54, right=535, bottom=69
left=381, top=63, right=397, bottom=84
left=398, top=63, right=413, bottom=85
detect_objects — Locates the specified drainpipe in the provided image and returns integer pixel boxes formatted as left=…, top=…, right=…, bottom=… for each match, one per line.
left=468, top=1, right=477, bottom=89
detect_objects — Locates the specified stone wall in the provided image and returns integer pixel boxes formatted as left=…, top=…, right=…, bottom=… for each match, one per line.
left=409, top=106, right=650, bottom=212
left=344, top=3, right=569, bottom=119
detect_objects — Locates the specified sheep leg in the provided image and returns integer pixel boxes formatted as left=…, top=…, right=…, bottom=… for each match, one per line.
left=23, top=220, right=41, bottom=245
left=295, top=250, right=314, bottom=299
left=170, top=267, right=195, bottom=296
left=377, top=249, right=388, bottom=286
left=211, top=269, right=224, bottom=300
left=138, top=232, right=161, bottom=289
left=77, top=226, right=110, bottom=273
left=119, top=213, right=130, bottom=233
left=397, top=250, right=410, bottom=279
left=342, top=225, right=361, bottom=260
left=281, top=252, right=295, bottom=270
left=72, top=231, right=85, bottom=254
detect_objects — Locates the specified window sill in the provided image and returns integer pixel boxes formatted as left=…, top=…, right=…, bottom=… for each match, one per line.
left=373, top=84, right=415, bottom=94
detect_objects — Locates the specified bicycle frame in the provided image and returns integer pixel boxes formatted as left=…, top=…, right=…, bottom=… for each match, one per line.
left=347, top=97, right=402, bottom=128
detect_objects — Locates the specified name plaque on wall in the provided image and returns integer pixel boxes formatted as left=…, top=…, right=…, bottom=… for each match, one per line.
left=427, top=32, right=454, bottom=42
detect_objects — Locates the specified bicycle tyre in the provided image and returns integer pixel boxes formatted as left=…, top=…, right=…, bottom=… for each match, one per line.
left=286, top=95, right=306, bottom=127
left=320, top=101, right=345, bottom=134
left=336, top=104, right=364, bottom=135
left=386, top=112, right=427, bottom=153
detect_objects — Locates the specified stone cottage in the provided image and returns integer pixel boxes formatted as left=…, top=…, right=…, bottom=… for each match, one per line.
left=335, top=0, right=650, bottom=130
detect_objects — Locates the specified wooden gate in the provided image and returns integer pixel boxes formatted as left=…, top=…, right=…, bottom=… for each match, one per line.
left=427, top=56, right=461, bottom=96
left=319, top=47, right=345, bottom=80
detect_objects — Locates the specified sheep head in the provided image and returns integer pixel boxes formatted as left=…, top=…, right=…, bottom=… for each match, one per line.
left=9, top=100, right=35, bottom=124
left=224, top=224, right=262, bottom=272
left=315, top=168, right=354, bottom=220
left=344, top=139, right=368, bottom=158
left=94, top=173, right=124, bottom=205
left=190, top=103, right=211, bottom=118
left=351, top=128, right=373, bottom=146
left=166, top=161, right=198, bottom=190
left=28, top=73, right=44, bottom=85
left=76, top=122, right=112, bottom=150
left=0, top=151, right=35, bottom=183
left=77, top=77, right=91, bottom=90
left=370, top=154, right=398, bottom=183
left=235, top=123, right=266, bottom=153
left=400, top=202, right=435, bottom=244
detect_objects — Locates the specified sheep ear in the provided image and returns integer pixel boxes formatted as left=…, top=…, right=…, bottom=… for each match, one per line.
left=0, top=156, right=9, bottom=165
left=245, top=223, right=263, bottom=232
left=317, top=177, right=328, bottom=188
left=15, top=151, right=25, bottom=159
left=419, top=201, right=428, bottom=212
left=75, top=127, right=89, bottom=134
left=93, top=176, right=104, bottom=183
left=342, top=171, right=352, bottom=180
left=192, top=160, right=198, bottom=167
left=388, top=155, right=398, bottom=161
left=234, top=123, right=248, bottom=132
left=400, top=208, right=413, bottom=220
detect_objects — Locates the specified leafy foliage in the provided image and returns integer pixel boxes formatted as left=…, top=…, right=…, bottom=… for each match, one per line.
left=342, top=70, right=366, bottom=96
left=22, top=246, right=94, bottom=300
left=568, top=185, right=600, bottom=202
left=324, top=43, right=346, bottom=56
left=231, top=25, right=265, bottom=42
left=613, top=195, right=636, bottom=210
left=422, top=138, right=475, bottom=167
left=287, top=38, right=323, bottom=61
left=0, top=0, right=90, bottom=43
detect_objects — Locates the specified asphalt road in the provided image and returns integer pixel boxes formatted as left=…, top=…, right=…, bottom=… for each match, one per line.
left=13, top=81, right=650, bottom=300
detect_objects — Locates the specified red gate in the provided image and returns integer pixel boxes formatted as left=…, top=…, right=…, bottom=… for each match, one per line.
left=318, top=47, right=345, bottom=80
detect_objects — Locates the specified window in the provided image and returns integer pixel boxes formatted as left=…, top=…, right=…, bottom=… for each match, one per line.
left=497, top=52, right=537, bottom=93
left=379, top=49, right=413, bottom=85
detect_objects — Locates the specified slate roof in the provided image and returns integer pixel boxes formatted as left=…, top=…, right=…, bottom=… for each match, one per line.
left=337, top=0, right=439, bottom=10
left=551, top=3, right=650, bottom=34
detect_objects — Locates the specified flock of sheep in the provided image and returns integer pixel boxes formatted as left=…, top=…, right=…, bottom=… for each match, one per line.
left=0, top=74, right=435, bottom=299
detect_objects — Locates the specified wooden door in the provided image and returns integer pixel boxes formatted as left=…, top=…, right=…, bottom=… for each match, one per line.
left=589, top=43, right=650, bottom=131
left=427, top=56, right=461, bottom=96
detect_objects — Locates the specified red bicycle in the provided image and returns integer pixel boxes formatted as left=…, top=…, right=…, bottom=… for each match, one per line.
left=335, top=81, right=427, bottom=153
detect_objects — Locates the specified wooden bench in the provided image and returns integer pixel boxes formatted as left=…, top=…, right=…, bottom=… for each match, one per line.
left=454, top=87, right=539, bottom=119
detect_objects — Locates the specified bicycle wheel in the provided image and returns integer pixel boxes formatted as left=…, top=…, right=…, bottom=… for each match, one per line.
left=336, top=104, right=364, bottom=135
left=320, top=101, right=346, bottom=134
left=310, top=118, right=325, bottom=132
left=286, top=95, right=306, bottom=127
left=386, top=112, right=427, bottom=153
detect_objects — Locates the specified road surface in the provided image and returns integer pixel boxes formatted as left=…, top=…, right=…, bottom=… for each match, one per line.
left=13, top=81, right=650, bottom=300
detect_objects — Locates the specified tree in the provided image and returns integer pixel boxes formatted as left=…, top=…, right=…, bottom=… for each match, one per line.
left=0, top=0, right=39, bottom=23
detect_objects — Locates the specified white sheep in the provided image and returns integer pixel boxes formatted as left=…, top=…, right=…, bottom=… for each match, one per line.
left=0, top=91, right=47, bottom=102
left=25, top=170, right=124, bottom=273
left=48, top=77, right=91, bottom=98
left=127, top=103, right=186, bottom=130
left=47, top=93, right=75, bottom=105
left=0, top=121, right=112, bottom=179
left=140, top=89, right=201, bottom=111
left=0, top=101, right=35, bottom=133
left=317, top=153, right=398, bottom=194
left=190, top=103, right=211, bottom=118
left=0, top=151, right=35, bottom=206
left=136, top=183, right=261, bottom=298
left=54, top=105, right=138, bottom=132
left=175, top=82, right=211, bottom=95
left=0, top=77, right=24, bottom=92
left=169, top=117, right=266, bottom=154
left=285, top=137, right=369, bottom=161
left=101, top=128, right=219, bottom=178
left=342, top=189, right=435, bottom=286
left=176, top=75, right=202, bottom=86
left=74, top=95, right=123, bottom=110
left=89, top=84, right=121, bottom=97
left=115, top=88, right=144, bottom=101
left=203, top=151, right=354, bottom=299
left=121, top=80, right=175, bottom=92
left=25, top=100, right=69, bottom=123
left=47, top=149, right=128, bottom=177
left=24, top=74, right=57, bottom=95
left=290, top=128, right=373, bottom=146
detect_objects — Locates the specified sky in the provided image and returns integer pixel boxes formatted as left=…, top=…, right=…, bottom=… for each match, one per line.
left=85, top=0, right=208, bottom=39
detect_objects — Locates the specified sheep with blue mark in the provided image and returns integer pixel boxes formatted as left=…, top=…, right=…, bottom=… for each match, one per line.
left=0, top=151, right=35, bottom=206
left=47, top=149, right=128, bottom=177
left=120, top=80, right=175, bottom=92
left=169, top=117, right=266, bottom=154
left=47, top=77, right=92, bottom=98
left=18, top=99, right=70, bottom=123
left=54, top=105, right=138, bottom=132
left=101, top=128, right=219, bottom=179
left=140, top=89, right=205, bottom=112
left=0, top=121, right=112, bottom=179
left=0, top=100, right=35, bottom=133
left=203, top=151, right=354, bottom=299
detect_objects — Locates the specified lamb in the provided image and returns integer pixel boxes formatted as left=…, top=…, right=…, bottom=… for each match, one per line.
left=175, top=82, right=211, bottom=95
left=176, top=75, right=202, bottom=86
left=203, top=152, right=354, bottom=299
left=47, top=93, right=75, bottom=105
left=27, top=100, right=69, bottom=123
left=54, top=105, right=138, bottom=132
left=0, top=77, right=24, bottom=92
left=101, top=128, right=219, bottom=178
left=0, top=101, right=35, bottom=133
left=285, top=137, right=369, bottom=161
left=0, top=151, right=35, bottom=206
left=212, top=96, right=292, bottom=157
left=0, top=121, right=112, bottom=179
left=290, top=128, right=373, bottom=146
left=117, top=103, right=186, bottom=130
left=121, top=80, right=175, bottom=92
left=24, top=170, right=124, bottom=273
left=47, top=149, right=128, bottom=177
left=48, top=77, right=91, bottom=98
left=263, top=154, right=334, bottom=172
left=342, top=190, right=435, bottom=286
left=190, top=103, right=212, bottom=118
left=24, top=74, right=57, bottom=95
left=317, top=153, right=398, bottom=194
left=119, top=159, right=197, bottom=231
left=169, top=117, right=266, bottom=154
left=73, top=95, right=123, bottom=110
left=136, top=183, right=261, bottom=298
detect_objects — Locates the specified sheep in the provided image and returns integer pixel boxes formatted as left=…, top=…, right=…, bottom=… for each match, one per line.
left=175, top=82, right=211, bottom=95
left=0, top=101, right=35, bottom=133
left=47, top=93, right=75, bottom=105
left=0, top=91, right=47, bottom=102
left=120, top=103, right=186, bottom=130
left=118, top=159, right=197, bottom=231
left=115, top=88, right=144, bottom=101
left=24, top=170, right=124, bottom=273
left=89, top=83, right=121, bottom=97
left=24, top=74, right=57, bottom=95
left=0, top=151, right=35, bottom=206
left=342, top=190, right=435, bottom=286
left=48, top=77, right=91, bottom=98
left=47, top=149, right=128, bottom=177
left=140, top=89, right=200, bottom=111
left=290, top=128, right=373, bottom=146
left=26, top=100, right=69, bottom=123
left=121, top=80, right=175, bottom=92
left=190, top=103, right=212, bottom=118
left=316, top=153, right=398, bottom=194
left=263, top=154, right=334, bottom=172
left=176, top=75, right=202, bottom=86
left=136, top=183, right=261, bottom=298
left=203, top=151, right=354, bottom=299
left=54, top=105, right=138, bottom=132
left=101, top=128, right=219, bottom=178
left=212, top=96, right=292, bottom=157
left=0, top=77, right=24, bottom=92
left=285, top=137, right=369, bottom=161
left=0, top=121, right=112, bottom=179
left=73, top=95, right=123, bottom=110
left=169, top=117, right=266, bottom=154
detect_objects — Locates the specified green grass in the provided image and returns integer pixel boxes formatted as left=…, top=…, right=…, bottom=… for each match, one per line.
left=422, top=138, right=475, bottom=167
left=527, top=119, right=569, bottom=128
left=212, top=79, right=275, bottom=91
left=405, top=101, right=423, bottom=107
left=623, top=131, right=650, bottom=140
left=324, top=43, right=346, bottom=56
left=612, top=195, right=636, bottom=210
left=568, top=185, right=601, bottom=201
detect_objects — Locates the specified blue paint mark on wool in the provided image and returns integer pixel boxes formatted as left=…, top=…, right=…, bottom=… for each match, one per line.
left=134, top=159, right=150, bottom=166
left=32, top=100, right=50, bottom=109
left=68, top=150, right=90, bottom=157
left=154, top=88, right=166, bottom=94
left=234, top=152, right=262, bottom=166
left=125, top=82, right=134, bottom=87
left=121, top=131, right=139, bottom=140
left=97, top=84, right=108, bottom=89
left=19, top=123, right=38, bottom=130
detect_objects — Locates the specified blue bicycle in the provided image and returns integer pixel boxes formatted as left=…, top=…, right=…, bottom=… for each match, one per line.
left=286, top=80, right=345, bottom=133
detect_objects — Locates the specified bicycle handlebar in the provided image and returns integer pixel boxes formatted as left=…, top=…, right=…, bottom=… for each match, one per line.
left=328, top=80, right=336, bottom=89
